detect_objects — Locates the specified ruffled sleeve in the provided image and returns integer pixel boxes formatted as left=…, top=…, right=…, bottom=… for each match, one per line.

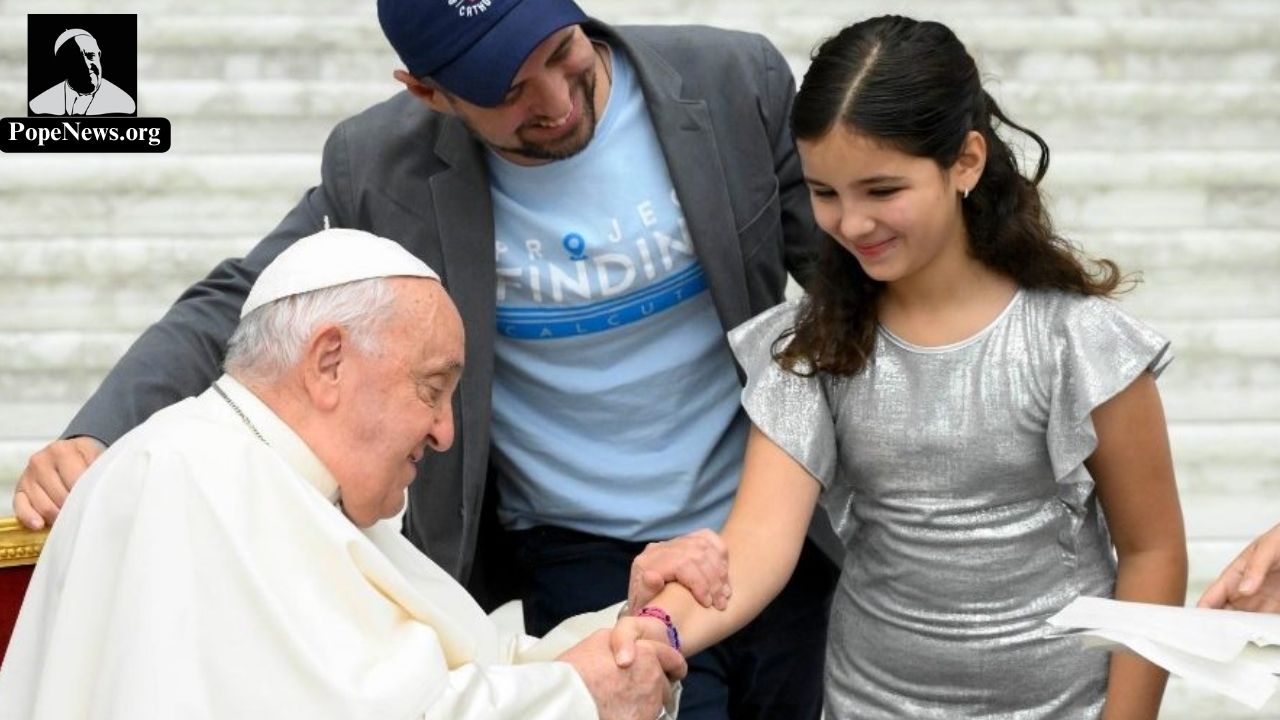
left=727, top=298, right=838, bottom=489
left=1045, top=294, right=1172, bottom=512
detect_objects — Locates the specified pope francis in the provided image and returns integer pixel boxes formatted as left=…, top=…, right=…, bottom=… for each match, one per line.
left=0, top=229, right=683, bottom=719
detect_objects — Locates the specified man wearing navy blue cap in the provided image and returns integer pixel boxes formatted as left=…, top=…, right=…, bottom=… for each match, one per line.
left=16, top=1, right=838, bottom=717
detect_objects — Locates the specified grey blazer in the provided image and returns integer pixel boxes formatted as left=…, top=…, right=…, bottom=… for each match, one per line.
left=66, top=21, right=829, bottom=583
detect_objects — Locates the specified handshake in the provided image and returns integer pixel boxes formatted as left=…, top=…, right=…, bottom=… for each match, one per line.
left=553, top=530, right=732, bottom=720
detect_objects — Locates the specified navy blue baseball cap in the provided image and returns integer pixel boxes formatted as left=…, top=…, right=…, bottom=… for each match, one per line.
left=378, top=0, right=589, bottom=108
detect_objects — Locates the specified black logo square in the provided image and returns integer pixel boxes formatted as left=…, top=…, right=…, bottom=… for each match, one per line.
left=27, top=14, right=138, bottom=117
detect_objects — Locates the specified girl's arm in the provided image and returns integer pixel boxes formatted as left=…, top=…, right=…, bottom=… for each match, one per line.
left=613, top=424, right=823, bottom=660
left=1086, top=372, right=1188, bottom=720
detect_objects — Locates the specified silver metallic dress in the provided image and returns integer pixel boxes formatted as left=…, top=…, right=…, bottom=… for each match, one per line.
left=728, top=289, right=1171, bottom=719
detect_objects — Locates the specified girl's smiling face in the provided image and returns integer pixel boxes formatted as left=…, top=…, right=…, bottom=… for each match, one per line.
left=798, top=127, right=984, bottom=287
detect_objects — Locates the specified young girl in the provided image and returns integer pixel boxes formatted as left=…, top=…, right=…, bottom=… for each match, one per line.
left=615, top=15, right=1187, bottom=719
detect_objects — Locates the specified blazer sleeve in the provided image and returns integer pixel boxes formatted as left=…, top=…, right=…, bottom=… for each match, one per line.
left=63, top=126, right=354, bottom=445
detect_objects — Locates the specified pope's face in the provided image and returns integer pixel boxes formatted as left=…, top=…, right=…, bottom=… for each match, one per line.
left=329, top=279, right=465, bottom=527
left=71, top=35, right=102, bottom=93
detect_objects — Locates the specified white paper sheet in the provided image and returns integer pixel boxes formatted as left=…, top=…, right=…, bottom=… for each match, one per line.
left=1047, top=596, right=1280, bottom=710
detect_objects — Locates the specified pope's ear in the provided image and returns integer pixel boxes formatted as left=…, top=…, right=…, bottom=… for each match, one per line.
left=392, top=69, right=453, bottom=114
left=302, top=324, right=346, bottom=410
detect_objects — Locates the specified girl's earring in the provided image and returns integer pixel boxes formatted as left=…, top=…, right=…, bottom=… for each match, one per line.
left=963, top=187, right=970, bottom=200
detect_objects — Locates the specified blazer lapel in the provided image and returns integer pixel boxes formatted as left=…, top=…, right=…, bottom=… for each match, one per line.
left=428, top=121, right=497, bottom=530
left=377, top=112, right=496, bottom=577
left=429, top=119, right=497, bottom=314
left=605, top=26, right=751, bottom=329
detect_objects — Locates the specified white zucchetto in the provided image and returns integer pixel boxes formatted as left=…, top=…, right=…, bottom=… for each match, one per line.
left=241, top=228, right=440, bottom=318
left=54, top=29, right=93, bottom=56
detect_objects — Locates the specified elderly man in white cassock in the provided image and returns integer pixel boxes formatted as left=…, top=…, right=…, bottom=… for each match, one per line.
left=0, top=229, right=684, bottom=720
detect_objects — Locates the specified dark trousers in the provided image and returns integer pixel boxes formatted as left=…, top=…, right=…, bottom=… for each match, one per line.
left=509, top=525, right=838, bottom=720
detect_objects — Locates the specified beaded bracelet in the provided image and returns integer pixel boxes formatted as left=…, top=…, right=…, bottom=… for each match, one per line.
left=636, top=605, right=681, bottom=652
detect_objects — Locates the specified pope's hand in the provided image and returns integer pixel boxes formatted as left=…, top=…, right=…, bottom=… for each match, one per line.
left=13, top=436, right=104, bottom=529
left=559, top=629, right=684, bottom=720
left=628, top=528, right=731, bottom=611
left=1198, top=522, right=1280, bottom=613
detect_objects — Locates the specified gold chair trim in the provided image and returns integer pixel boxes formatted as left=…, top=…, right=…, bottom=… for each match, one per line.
left=0, top=518, right=48, bottom=569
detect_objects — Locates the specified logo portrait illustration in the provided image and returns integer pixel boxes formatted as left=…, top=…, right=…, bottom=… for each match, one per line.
left=2, top=13, right=170, bottom=153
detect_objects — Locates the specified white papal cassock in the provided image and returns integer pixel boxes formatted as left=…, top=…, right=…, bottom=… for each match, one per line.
left=0, top=375, right=603, bottom=719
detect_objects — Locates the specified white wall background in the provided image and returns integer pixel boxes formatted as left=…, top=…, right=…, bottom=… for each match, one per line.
left=0, top=1, right=1276, bottom=715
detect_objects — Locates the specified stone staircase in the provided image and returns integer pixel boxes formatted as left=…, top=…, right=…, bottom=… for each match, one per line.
left=1, top=0, right=1277, bottom=716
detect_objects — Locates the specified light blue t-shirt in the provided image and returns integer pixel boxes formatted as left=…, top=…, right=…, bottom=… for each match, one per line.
left=486, top=45, right=747, bottom=541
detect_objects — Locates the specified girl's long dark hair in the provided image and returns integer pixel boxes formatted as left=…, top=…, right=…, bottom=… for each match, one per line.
left=778, top=16, right=1127, bottom=376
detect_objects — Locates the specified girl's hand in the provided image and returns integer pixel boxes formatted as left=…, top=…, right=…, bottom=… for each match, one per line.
left=610, top=614, right=674, bottom=668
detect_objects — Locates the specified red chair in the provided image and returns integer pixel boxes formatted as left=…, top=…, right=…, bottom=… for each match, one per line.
left=0, top=518, right=48, bottom=665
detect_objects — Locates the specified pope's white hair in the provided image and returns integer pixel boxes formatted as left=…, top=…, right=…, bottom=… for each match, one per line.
left=224, top=277, right=397, bottom=386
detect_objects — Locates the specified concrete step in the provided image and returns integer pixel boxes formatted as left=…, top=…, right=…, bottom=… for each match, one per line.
left=1113, top=277, right=1280, bottom=322
left=0, top=279, right=199, bottom=331
left=0, top=237, right=254, bottom=282
left=1183, top=494, right=1280, bottom=543
left=1, top=14, right=1278, bottom=82
left=10, top=279, right=1277, bottom=333
left=0, top=80, right=389, bottom=118
left=3, top=229, right=1273, bottom=280
left=0, top=14, right=386, bottom=60
left=1000, top=83, right=1280, bottom=152
left=3, top=153, right=1278, bottom=239
left=1083, top=229, right=1280, bottom=270
left=0, top=261, right=1277, bottom=338
left=1169, top=422, right=1280, bottom=498
left=1083, top=230, right=1280, bottom=322
left=1183, top=503, right=1279, bottom=607
left=626, top=0, right=1280, bottom=23
left=1151, top=322, right=1280, bottom=424
left=0, top=90, right=322, bottom=155
left=4, top=190, right=1273, bottom=240
left=3, top=0, right=1278, bottom=20
left=0, top=231, right=1271, bottom=288
left=5, top=81, right=1275, bottom=121
left=5, top=278, right=1269, bottom=325
left=0, top=332, right=139, bottom=377
left=0, top=13, right=1274, bottom=54
left=0, top=231, right=1275, bottom=330
left=126, top=105, right=1280, bottom=155
left=5, top=151, right=1276, bottom=192
left=4, top=81, right=1276, bottom=153
left=1033, top=116, right=1280, bottom=153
